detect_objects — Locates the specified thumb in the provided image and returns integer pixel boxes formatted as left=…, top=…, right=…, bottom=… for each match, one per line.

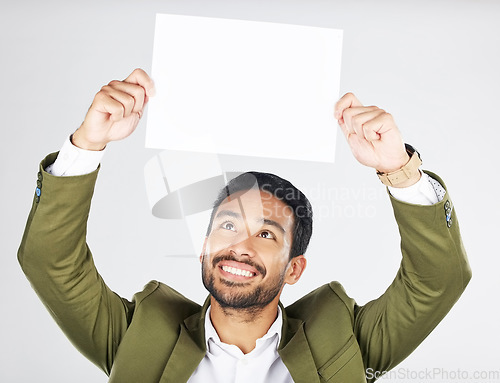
left=334, top=92, right=363, bottom=120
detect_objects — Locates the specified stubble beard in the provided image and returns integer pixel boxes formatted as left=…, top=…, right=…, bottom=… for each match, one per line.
left=201, top=254, right=286, bottom=314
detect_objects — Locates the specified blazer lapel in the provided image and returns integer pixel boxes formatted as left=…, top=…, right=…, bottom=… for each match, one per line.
left=158, top=298, right=320, bottom=383
left=278, top=305, right=321, bottom=383
left=159, top=297, right=210, bottom=383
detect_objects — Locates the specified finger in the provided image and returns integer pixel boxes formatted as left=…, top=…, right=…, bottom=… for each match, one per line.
left=349, top=108, right=386, bottom=141
left=341, top=106, right=380, bottom=136
left=107, top=80, right=146, bottom=114
left=360, top=111, right=395, bottom=142
left=338, top=118, right=351, bottom=140
left=93, top=90, right=134, bottom=122
left=100, top=85, right=140, bottom=118
left=334, top=92, right=363, bottom=120
left=124, top=68, right=156, bottom=98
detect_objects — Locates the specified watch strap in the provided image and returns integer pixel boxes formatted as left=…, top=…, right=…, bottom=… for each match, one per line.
left=377, top=145, right=422, bottom=187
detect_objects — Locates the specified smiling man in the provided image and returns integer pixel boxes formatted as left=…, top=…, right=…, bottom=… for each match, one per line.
left=18, top=69, right=471, bottom=383
left=203, top=186, right=298, bottom=313
left=199, top=174, right=310, bottom=362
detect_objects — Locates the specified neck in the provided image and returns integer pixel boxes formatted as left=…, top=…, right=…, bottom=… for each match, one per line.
left=209, top=296, right=281, bottom=354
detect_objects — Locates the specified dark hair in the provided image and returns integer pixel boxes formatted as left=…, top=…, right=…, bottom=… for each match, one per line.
left=206, top=172, right=313, bottom=259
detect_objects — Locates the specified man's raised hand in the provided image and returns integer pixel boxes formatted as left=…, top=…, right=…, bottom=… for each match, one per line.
left=334, top=93, right=410, bottom=175
left=72, top=68, right=155, bottom=151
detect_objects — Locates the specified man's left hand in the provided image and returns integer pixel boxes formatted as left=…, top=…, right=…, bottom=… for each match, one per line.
left=334, top=92, right=410, bottom=174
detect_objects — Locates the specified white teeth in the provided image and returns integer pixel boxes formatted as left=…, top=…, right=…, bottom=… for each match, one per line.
left=221, top=265, right=254, bottom=277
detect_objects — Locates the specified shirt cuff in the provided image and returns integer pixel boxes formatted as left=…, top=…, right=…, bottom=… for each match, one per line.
left=388, top=172, right=444, bottom=205
left=45, top=136, right=106, bottom=176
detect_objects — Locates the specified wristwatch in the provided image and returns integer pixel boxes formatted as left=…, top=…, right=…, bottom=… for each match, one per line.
left=377, top=144, right=422, bottom=187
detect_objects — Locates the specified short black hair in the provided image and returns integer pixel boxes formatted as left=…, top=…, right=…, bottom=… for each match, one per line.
left=206, top=172, right=313, bottom=259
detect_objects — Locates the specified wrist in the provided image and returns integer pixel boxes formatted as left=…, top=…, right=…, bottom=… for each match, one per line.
left=71, top=129, right=107, bottom=151
left=376, top=153, right=410, bottom=174
left=377, top=144, right=422, bottom=187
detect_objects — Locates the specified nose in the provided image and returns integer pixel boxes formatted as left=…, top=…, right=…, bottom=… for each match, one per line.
left=227, top=235, right=256, bottom=258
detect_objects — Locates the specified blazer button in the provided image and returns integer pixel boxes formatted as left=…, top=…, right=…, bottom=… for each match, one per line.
left=35, top=174, right=43, bottom=203
left=444, top=200, right=453, bottom=228
left=35, top=187, right=42, bottom=203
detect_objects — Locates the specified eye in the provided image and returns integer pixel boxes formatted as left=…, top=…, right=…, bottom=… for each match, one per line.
left=258, top=230, right=275, bottom=240
left=221, top=221, right=236, bottom=231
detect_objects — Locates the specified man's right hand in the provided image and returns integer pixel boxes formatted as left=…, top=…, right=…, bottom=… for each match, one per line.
left=72, top=68, right=155, bottom=151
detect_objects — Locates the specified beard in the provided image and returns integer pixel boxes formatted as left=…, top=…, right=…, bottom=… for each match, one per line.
left=202, top=253, right=286, bottom=311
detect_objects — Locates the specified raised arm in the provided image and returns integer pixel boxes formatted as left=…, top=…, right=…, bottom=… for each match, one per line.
left=18, top=69, right=155, bottom=374
left=334, top=93, right=471, bottom=380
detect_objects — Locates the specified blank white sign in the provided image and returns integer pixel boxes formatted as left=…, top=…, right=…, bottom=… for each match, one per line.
left=146, top=13, right=343, bottom=162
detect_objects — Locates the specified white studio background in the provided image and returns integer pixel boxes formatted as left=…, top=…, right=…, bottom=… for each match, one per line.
left=1, top=1, right=498, bottom=382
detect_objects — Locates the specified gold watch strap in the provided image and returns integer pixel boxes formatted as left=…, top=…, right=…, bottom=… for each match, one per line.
left=377, top=148, right=422, bottom=187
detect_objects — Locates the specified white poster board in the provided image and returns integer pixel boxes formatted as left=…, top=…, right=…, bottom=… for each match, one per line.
left=146, top=14, right=343, bottom=162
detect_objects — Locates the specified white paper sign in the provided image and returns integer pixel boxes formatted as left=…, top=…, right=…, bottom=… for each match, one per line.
left=146, top=14, right=343, bottom=163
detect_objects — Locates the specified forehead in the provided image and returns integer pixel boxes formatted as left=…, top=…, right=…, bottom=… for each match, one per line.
left=215, top=189, right=294, bottom=227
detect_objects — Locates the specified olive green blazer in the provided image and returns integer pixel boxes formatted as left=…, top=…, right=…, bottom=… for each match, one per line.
left=18, top=153, right=471, bottom=383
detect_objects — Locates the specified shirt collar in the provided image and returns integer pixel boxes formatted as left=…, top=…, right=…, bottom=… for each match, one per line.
left=204, top=305, right=283, bottom=351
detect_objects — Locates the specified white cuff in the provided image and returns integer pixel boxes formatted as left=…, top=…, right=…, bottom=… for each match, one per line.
left=388, top=172, right=444, bottom=205
left=45, top=136, right=106, bottom=176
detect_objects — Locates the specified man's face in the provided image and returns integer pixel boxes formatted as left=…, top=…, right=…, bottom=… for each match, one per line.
left=201, top=188, right=296, bottom=310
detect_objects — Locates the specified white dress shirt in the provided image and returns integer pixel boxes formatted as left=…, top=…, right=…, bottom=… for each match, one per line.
left=44, top=136, right=445, bottom=382
left=45, top=136, right=106, bottom=176
left=188, top=307, right=293, bottom=383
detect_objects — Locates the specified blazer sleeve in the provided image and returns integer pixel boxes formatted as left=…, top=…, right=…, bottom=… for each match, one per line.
left=353, top=171, right=471, bottom=381
left=18, top=153, right=135, bottom=375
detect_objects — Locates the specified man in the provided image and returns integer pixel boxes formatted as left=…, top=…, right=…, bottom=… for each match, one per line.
left=18, top=68, right=471, bottom=382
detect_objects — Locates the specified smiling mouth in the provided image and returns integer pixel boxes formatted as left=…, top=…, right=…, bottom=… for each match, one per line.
left=219, top=265, right=257, bottom=278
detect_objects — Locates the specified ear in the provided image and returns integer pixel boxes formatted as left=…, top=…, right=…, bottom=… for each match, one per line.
left=199, top=237, right=208, bottom=263
left=284, top=255, right=307, bottom=285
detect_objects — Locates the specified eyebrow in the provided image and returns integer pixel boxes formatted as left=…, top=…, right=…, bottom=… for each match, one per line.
left=215, top=210, right=286, bottom=234
left=215, top=210, right=241, bottom=220
left=261, top=218, right=286, bottom=234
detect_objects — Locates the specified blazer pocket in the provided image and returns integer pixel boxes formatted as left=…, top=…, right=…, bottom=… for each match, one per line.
left=317, top=335, right=361, bottom=381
